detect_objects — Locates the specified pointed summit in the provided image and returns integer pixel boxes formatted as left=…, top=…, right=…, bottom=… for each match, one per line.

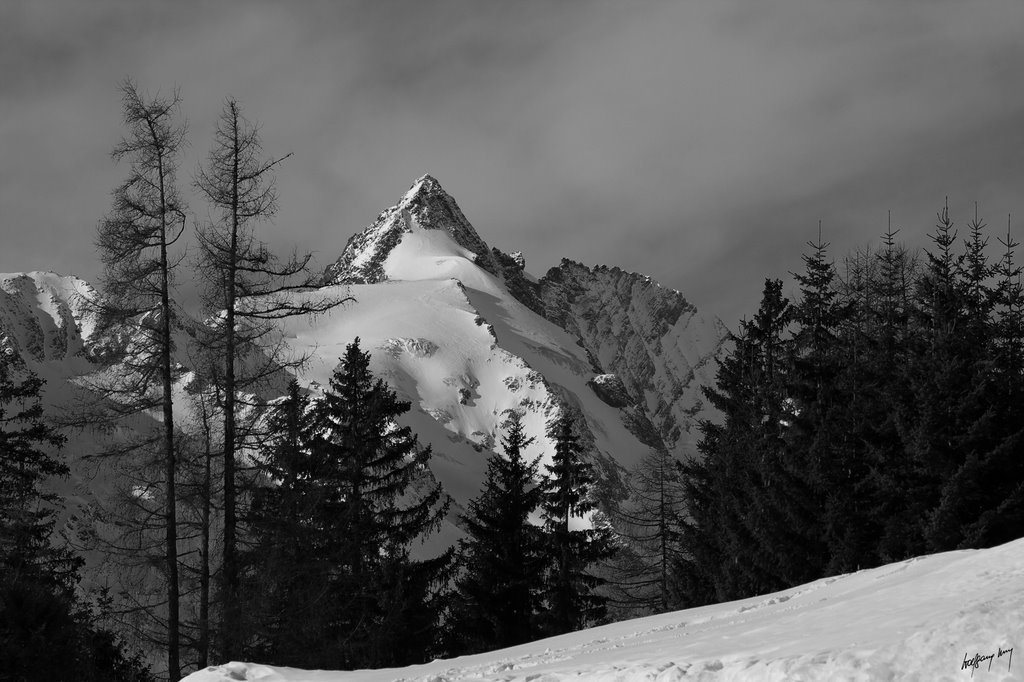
left=402, top=173, right=443, bottom=202
left=323, top=175, right=499, bottom=285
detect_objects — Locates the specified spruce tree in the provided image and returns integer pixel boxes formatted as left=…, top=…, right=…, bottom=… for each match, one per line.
left=679, top=279, right=797, bottom=603
left=787, top=231, right=859, bottom=575
left=679, top=324, right=763, bottom=605
left=450, top=411, right=546, bottom=654
left=306, top=339, right=449, bottom=668
left=972, top=218, right=1024, bottom=546
left=0, top=361, right=76, bottom=590
left=678, top=206, right=1024, bottom=607
left=925, top=208, right=1024, bottom=550
left=738, top=278, right=823, bottom=590
left=539, top=411, right=614, bottom=636
left=993, top=217, right=1024, bottom=385
left=0, top=358, right=154, bottom=682
left=245, top=379, right=322, bottom=665
left=828, top=246, right=887, bottom=572
left=861, top=225, right=920, bottom=563
left=899, top=204, right=991, bottom=552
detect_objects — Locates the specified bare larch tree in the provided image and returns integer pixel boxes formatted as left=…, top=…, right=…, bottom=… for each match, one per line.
left=95, top=79, right=188, bottom=681
left=193, top=97, right=345, bottom=659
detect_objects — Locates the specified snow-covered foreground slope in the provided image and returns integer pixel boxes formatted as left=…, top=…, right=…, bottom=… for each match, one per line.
left=183, top=538, right=1024, bottom=682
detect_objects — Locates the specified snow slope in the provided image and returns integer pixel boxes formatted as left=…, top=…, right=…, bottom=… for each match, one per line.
left=182, top=537, right=1024, bottom=681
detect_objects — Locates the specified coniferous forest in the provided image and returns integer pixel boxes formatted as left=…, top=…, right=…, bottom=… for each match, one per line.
left=3, top=80, right=1024, bottom=682
left=677, top=208, right=1024, bottom=606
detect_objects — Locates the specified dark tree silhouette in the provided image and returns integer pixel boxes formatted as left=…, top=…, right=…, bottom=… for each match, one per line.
left=247, top=342, right=449, bottom=668
left=192, top=97, right=345, bottom=658
left=93, top=79, right=188, bottom=680
left=449, top=411, right=546, bottom=654
left=0, top=357, right=154, bottom=682
left=539, top=411, right=614, bottom=635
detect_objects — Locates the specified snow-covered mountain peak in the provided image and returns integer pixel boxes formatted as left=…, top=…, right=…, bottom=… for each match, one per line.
left=315, top=176, right=729, bottom=469
left=401, top=173, right=442, bottom=203
left=322, top=175, right=500, bottom=285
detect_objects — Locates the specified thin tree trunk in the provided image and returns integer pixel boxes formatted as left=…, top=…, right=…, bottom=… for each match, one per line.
left=658, top=452, right=668, bottom=613
left=193, top=97, right=340, bottom=658
left=221, top=101, right=241, bottom=659
left=157, top=150, right=181, bottom=682
left=198, top=400, right=212, bottom=668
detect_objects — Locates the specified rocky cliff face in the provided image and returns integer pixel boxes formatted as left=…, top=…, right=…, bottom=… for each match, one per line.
left=534, top=261, right=728, bottom=456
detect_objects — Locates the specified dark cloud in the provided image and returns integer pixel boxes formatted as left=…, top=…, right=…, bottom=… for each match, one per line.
left=2, top=0, right=1024, bottom=326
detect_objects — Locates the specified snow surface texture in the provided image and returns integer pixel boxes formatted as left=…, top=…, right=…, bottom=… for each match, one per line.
left=181, top=537, right=1024, bottom=681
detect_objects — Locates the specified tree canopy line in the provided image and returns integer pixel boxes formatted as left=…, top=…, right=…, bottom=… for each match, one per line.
left=676, top=208, right=1024, bottom=606
left=5, top=78, right=1024, bottom=681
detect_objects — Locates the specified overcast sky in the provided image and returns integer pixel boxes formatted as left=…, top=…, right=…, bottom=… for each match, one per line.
left=3, top=0, right=1024, bottom=324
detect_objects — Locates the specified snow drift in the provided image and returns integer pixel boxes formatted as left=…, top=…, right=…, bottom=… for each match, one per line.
left=182, top=537, right=1024, bottom=681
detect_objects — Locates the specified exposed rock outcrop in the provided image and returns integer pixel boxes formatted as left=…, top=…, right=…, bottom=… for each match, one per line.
left=533, top=260, right=728, bottom=455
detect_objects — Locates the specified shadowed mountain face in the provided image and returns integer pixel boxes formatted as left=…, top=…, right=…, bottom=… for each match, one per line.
left=537, top=260, right=729, bottom=457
